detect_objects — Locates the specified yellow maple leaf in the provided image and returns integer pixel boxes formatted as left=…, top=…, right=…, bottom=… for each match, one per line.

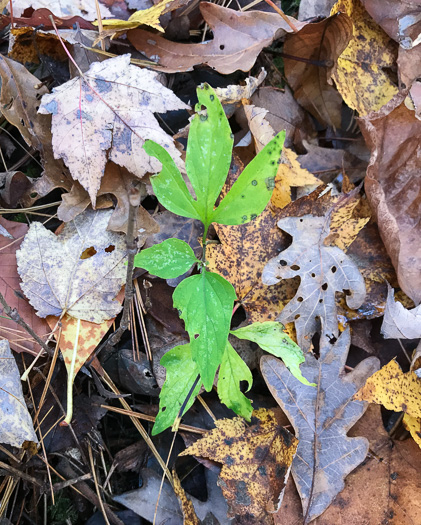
left=331, top=0, right=398, bottom=115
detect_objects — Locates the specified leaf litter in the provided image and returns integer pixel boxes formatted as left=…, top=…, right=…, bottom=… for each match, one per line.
left=0, top=0, right=420, bottom=522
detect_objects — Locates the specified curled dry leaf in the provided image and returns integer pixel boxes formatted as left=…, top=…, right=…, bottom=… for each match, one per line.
left=0, top=340, right=38, bottom=447
left=180, top=408, right=298, bottom=523
left=360, top=93, right=421, bottom=305
left=381, top=283, right=421, bottom=339
left=261, top=328, right=380, bottom=522
left=283, top=12, right=352, bottom=128
left=331, top=0, right=398, bottom=115
left=128, top=2, right=304, bottom=74
left=39, top=54, right=189, bottom=206
left=361, top=0, right=421, bottom=49
left=16, top=209, right=127, bottom=324
left=58, top=163, right=160, bottom=237
left=262, top=215, right=366, bottom=351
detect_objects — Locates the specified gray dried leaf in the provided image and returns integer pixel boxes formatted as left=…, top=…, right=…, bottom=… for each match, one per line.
left=381, top=283, right=421, bottom=339
left=39, top=54, right=189, bottom=205
left=0, top=340, right=38, bottom=447
left=16, top=209, right=127, bottom=323
left=262, top=214, right=366, bottom=351
left=261, top=328, right=379, bottom=521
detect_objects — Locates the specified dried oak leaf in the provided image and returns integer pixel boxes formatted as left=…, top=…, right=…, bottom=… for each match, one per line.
left=128, top=2, right=304, bottom=74
left=360, top=93, right=421, bottom=305
left=16, top=208, right=127, bottom=324
left=262, top=215, right=366, bottom=351
left=276, top=403, right=421, bottom=524
left=0, top=340, right=38, bottom=447
left=180, top=408, right=298, bottom=524
left=261, top=328, right=380, bottom=522
left=39, top=54, right=189, bottom=206
left=0, top=217, right=51, bottom=355
left=283, top=12, right=352, bottom=128
left=11, top=0, right=111, bottom=20
left=331, top=0, right=398, bottom=115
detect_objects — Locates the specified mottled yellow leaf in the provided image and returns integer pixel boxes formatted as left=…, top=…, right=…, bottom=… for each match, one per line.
left=331, top=0, right=398, bottom=115
left=354, top=359, right=421, bottom=418
left=403, top=414, right=421, bottom=449
left=172, top=469, right=200, bottom=525
left=180, top=408, right=297, bottom=522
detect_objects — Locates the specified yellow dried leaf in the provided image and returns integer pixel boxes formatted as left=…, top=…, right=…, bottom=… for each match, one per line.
left=331, top=0, right=398, bottom=115
left=96, top=0, right=177, bottom=32
left=354, top=359, right=421, bottom=418
left=274, top=148, right=322, bottom=209
left=403, top=414, right=421, bottom=450
left=180, top=408, right=298, bottom=522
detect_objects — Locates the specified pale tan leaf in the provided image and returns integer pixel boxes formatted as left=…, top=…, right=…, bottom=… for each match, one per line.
left=39, top=54, right=189, bottom=205
left=16, top=209, right=127, bottom=323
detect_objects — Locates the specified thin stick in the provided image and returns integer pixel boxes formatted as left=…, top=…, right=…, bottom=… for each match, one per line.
left=264, top=0, right=298, bottom=32
left=88, top=444, right=111, bottom=525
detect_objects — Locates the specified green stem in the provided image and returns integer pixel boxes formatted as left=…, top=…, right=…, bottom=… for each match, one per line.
left=201, top=225, right=209, bottom=270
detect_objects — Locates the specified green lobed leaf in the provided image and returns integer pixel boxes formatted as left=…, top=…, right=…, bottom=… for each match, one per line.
left=152, top=344, right=201, bottom=435
left=133, top=239, right=199, bottom=279
left=173, top=271, right=236, bottom=390
left=212, top=131, right=286, bottom=225
left=231, top=321, right=315, bottom=386
left=185, top=84, right=233, bottom=227
left=144, top=140, right=202, bottom=221
left=217, top=342, right=253, bottom=420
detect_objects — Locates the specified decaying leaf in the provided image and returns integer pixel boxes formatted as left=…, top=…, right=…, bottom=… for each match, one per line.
left=39, top=54, right=189, bottom=205
left=354, top=359, right=421, bottom=418
left=180, top=408, right=298, bottom=523
left=261, top=328, right=380, bottom=521
left=128, top=2, right=304, bottom=74
left=16, top=209, right=127, bottom=324
left=360, top=93, right=421, bottom=305
left=11, top=0, right=112, bottom=20
left=276, top=403, right=421, bottom=524
left=58, top=163, right=159, bottom=236
left=0, top=217, right=51, bottom=355
left=0, top=340, right=38, bottom=447
left=381, top=283, right=421, bottom=339
left=283, top=12, right=352, bottom=128
left=331, top=0, right=398, bottom=115
left=355, top=359, right=421, bottom=448
left=172, top=469, right=200, bottom=525
left=262, top=215, right=366, bottom=351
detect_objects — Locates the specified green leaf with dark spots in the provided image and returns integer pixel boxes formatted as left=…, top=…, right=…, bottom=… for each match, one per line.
left=212, top=131, right=286, bottom=225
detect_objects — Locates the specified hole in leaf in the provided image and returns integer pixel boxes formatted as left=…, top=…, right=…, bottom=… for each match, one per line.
left=105, top=245, right=115, bottom=253
left=194, top=334, right=199, bottom=339
left=291, top=265, right=300, bottom=271
left=294, top=314, right=300, bottom=320
left=311, top=273, right=316, bottom=278
left=319, top=298, right=323, bottom=303
left=331, top=266, right=337, bottom=273
left=279, top=260, right=288, bottom=266
left=321, top=283, right=328, bottom=291
left=80, top=246, right=97, bottom=259
left=297, top=297, right=303, bottom=302
left=344, top=289, right=351, bottom=296
left=220, top=44, right=225, bottom=50
left=162, top=406, right=166, bottom=412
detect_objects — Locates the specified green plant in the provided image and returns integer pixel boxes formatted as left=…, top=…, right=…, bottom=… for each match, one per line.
left=135, top=84, right=313, bottom=434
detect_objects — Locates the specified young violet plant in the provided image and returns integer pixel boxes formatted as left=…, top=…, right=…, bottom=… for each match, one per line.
left=135, top=84, right=314, bottom=434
